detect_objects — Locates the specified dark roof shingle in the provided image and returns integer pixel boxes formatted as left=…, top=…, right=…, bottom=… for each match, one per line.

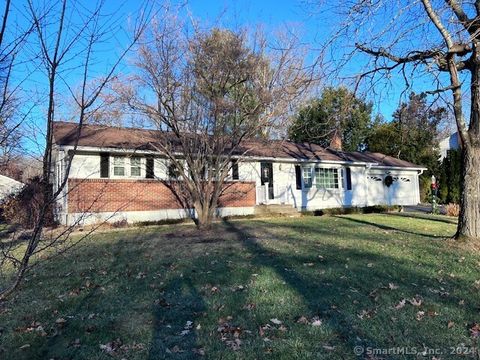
left=52, top=121, right=425, bottom=169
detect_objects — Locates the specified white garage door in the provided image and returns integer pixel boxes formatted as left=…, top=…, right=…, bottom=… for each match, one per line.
left=389, top=176, right=416, bottom=205
left=367, top=175, right=386, bottom=205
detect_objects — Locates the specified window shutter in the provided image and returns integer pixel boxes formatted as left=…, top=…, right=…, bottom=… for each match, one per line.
left=146, top=157, right=154, bottom=178
left=100, top=153, right=109, bottom=178
left=232, top=160, right=239, bottom=180
left=295, top=165, right=302, bottom=189
left=346, top=167, right=352, bottom=190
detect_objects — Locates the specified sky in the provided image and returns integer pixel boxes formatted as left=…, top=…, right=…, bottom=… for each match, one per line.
left=5, top=0, right=457, bottom=154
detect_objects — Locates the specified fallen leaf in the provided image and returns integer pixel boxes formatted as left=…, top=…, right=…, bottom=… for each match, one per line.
left=136, top=272, right=146, bottom=279
left=225, top=338, right=242, bottom=351
left=35, top=325, right=47, bottom=337
left=192, top=347, right=205, bottom=356
left=270, top=318, right=282, bottom=325
left=55, top=318, right=67, bottom=327
left=259, top=326, right=265, bottom=337
left=394, top=299, right=406, bottom=309
left=170, top=345, right=184, bottom=353
left=296, top=316, right=309, bottom=324
left=71, top=338, right=81, bottom=348
left=100, top=338, right=122, bottom=354
left=388, top=283, right=399, bottom=290
left=243, top=303, right=256, bottom=310
left=470, top=323, right=480, bottom=338
left=409, top=297, right=423, bottom=307
left=447, top=321, right=455, bottom=329
left=154, top=298, right=170, bottom=307
left=311, top=316, right=322, bottom=326
left=416, top=311, right=425, bottom=321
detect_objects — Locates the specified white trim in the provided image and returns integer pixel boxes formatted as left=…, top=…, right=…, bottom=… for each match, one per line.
left=370, top=165, right=428, bottom=171
left=58, top=144, right=425, bottom=169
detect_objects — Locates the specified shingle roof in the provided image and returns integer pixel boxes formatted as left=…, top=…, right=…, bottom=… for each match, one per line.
left=52, top=121, right=425, bottom=169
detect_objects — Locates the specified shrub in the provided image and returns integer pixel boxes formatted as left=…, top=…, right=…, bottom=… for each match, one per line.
left=1, top=176, right=55, bottom=229
left=111, top=219, right=129, bottom=228
left=445, top=203, right=460, bottom=217
left=303, top=205, right=399, bottom=217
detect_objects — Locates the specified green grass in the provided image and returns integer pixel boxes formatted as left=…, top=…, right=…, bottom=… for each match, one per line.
left=1, top=213, right=479, bottom=359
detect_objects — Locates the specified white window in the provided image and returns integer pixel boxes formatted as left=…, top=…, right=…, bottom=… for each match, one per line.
left=302, top=167, right=313, bottom=188
left=315, top=168, right=340, bottom=189
left=130, top=157, right=141, bottom=177
left=113, top=156, right=125, bottom=176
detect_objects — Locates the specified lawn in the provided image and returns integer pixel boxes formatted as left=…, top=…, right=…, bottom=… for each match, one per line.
left=1, top=213, right=479, bottom=359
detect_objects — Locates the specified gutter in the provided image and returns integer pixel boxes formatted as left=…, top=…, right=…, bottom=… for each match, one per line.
left=57, top=145, right=376, bottom=167
left=58, top=145, right=427, bottom=170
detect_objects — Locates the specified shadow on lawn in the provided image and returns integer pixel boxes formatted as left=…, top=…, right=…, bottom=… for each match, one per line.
left=221, top=219, right=472, bottom=356
left=337, top=215, right=452, bottom=239
left=385, top=212, right=458, bottom=225
left=7, top=218, right=474, bottom=359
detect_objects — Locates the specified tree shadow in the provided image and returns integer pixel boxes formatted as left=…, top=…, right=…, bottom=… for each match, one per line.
left=221, top=219, right=475, bottom=357
left=337, top=215, right=452, bottom=239
left=3, top=218, right=476, bottom=359
left=386, top=212, right=458, bottom=225
left=147, top=276, right=205, bottom=359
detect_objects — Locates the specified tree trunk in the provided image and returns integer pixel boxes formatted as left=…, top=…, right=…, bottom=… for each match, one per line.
left=194, top=201, right=214, bottom=230
left=456, top=145, right=480, bottom=240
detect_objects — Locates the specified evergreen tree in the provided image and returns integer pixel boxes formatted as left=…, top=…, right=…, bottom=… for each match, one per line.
left=367, top=93, right=446, bottom=201
left=288, top=87, right=372, bottom=151
left=439, top=149, right=462, bottom=204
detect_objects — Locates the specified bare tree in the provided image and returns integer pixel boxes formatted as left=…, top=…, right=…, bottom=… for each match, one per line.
left=318, top=0, right=480, bottom=240
left=123, top=16, right=313, bottom=229
left=0, top=0, right=37, bottom=169
left=0, top=0, right=151, bottom=300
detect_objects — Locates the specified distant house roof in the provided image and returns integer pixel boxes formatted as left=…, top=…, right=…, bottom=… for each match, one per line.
left=52, top=121, right=425, bottom=169
left=439, top=132, right=461, bottom=160
left=0, top=174, right=23, bottom=201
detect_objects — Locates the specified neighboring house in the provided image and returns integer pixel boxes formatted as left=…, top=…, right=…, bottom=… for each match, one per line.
left=51, top=121, right=426, bottom=226
left=439, top=132, right=461, bottom=160
left=0, top=174, right=24, bottom=202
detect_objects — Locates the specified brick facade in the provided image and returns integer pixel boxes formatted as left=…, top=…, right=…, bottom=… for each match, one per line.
left=67, top=179, right=256, bottom=213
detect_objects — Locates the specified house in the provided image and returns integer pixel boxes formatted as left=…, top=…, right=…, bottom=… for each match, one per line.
left=51, top=121, right=426, bottom=226
left=439, top=132, right=461, bottom=160
left=0, top=174, right=24, bottom=202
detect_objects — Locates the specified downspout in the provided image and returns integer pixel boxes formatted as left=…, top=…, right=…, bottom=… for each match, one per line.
left=416, top=169, right=425, bottom=204
left=365, top=163, right=373, bottom=207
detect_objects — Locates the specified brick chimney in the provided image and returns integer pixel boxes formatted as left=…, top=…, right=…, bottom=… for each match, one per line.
left=330, top=130, right=342, bottom=151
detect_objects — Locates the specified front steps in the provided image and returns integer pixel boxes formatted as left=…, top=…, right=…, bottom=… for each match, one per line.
left=254, top=204, right=300, bottom=217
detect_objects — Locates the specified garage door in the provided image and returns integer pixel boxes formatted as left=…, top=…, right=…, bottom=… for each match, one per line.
left=389, top=176, right=416, bottom=205
left=367, top=175, right=386, bottom=205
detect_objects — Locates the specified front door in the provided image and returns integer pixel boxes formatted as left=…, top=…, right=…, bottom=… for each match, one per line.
left=260, top=162, right=274, bottom=199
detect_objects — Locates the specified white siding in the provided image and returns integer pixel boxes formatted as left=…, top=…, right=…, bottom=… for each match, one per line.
left=54, top=148, right=423, bottom=225
left=70, top=153, right=101, bottom=178
left=68, top=153, right=171, bottom=180
left=366, top=168, right=420, bottom=206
